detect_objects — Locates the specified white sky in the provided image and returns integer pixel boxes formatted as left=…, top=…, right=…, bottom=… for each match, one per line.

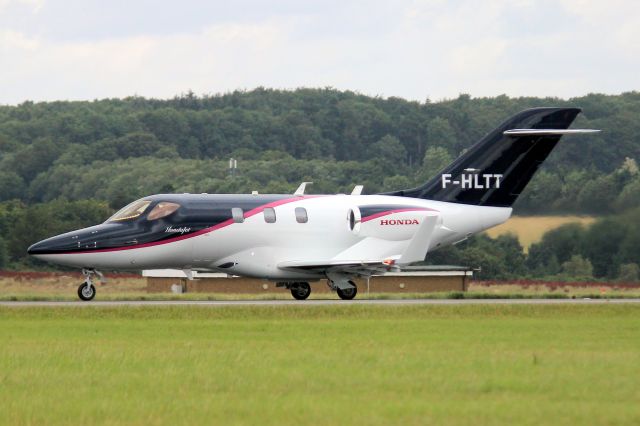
left=0, top=0, right=638, bottom=104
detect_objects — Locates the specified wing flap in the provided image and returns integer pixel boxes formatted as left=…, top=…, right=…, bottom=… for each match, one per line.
left=278, top=259, right=386, bottom=270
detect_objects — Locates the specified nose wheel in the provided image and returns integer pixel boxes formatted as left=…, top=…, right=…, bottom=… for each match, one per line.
left=78, top=282, right=96, bottom=301
left=77, top=268, right=103, bottom=301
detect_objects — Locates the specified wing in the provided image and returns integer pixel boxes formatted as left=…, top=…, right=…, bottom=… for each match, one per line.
left=278, top=259, right=397, bottom=276
left=277, top=215, right=439, bottom=279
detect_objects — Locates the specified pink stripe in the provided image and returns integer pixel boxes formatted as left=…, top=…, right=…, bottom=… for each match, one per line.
left=67, top=195, right=324, bottom=255
left=361, top=208, right=432, bottom=223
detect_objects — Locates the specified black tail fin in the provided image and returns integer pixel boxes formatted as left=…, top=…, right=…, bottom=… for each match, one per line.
left=384, top=107, right=582, bottom=207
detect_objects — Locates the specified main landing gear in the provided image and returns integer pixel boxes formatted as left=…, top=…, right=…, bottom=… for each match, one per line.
left=280, top=278, right=359, bottom=301
left=336, top=282, right=358, bottom=300
left=290, top=282, right=311, bottom=300
left=77, top=269, right=103, bottom=301
left=326, top=272, right=359, bottom=300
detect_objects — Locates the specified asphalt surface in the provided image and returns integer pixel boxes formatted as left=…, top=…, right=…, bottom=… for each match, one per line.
left=1, top=299, right=640, bottom=307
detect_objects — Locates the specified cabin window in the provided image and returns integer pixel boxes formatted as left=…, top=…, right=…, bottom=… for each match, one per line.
left=264, top=207, right=276, bottom=223
left=108, top=200, right=151, bottom=222
left=231, top=207, right=244, bottom=223
left=147, top=202, right=181, bottom=221
left=295, top=207, right=308, bottom=223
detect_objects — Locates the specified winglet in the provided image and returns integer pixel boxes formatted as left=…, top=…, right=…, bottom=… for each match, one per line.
left=397, top=214, right=439, bottom=265
left=294, top=182, right=313, bottom=196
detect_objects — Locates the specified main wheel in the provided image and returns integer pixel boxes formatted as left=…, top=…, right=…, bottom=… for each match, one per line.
left=77, top=282, right=96, bottom=301
left=290, top=282, right=311, bottom=300
left=336, top=281, right=357, bottom=300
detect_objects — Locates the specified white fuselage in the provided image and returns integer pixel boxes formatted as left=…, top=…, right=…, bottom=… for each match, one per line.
left=32, top=194, right=511, bottom=279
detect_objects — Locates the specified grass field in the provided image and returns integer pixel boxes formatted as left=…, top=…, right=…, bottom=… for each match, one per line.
left=485, top=216, right=596, bottom=251
left=1, top=304, right=639, bottom=425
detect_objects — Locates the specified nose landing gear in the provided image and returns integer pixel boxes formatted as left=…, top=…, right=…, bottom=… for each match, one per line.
left=77, top=269, right=104, bottom=301
left=78, top=282, right=96, bottom=301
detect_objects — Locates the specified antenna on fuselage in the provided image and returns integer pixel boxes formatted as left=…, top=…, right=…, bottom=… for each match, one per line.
left=351, top=185, right=363, bottom=195
left=229, top=158, right=238, bottom=176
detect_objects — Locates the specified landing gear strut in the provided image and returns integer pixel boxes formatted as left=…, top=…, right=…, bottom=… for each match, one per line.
left=290, top=282, right=311, bottom=300
left=77, top=269, right=102, bottom=301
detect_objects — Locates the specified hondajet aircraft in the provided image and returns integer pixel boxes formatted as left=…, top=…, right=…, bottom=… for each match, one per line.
left=28, top=107, right=598, bottom=301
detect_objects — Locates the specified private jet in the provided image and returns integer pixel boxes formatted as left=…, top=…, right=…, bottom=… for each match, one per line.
left=27, top=107, right=598, bottom=301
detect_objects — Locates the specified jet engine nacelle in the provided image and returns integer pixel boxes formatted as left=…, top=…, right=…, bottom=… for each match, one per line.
left=347, top=206, right=436, bottom=241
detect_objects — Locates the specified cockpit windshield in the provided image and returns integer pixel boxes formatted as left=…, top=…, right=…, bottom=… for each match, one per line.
left=147, top=202, right=180, bottom=221
left=107, top=200, right=151, bottom=222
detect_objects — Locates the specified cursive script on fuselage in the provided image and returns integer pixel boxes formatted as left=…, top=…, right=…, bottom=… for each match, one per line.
left=165, top=226, right=191, bottom=234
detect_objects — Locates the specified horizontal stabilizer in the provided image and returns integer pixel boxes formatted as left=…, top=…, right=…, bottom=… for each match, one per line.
left=382, top=107, right=597, bottom=207
left=503, top=129, right=600, bottom=136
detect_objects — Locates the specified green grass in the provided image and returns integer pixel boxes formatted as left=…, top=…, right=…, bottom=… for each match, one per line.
left=1, top=305, right=640, bottom=425
left=2, top=291, right=639, bottom=302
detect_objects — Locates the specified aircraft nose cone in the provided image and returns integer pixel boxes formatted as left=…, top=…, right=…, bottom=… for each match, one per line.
left=27, top=233, right=75, bottom=256
left=27, top=240, right=49, bottom=256
left=27, top=223, right=118, bottom=257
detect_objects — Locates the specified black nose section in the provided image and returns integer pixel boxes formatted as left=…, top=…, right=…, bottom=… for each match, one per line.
left=27, top=223, right=130, bottom=256
left=27, top=224, right=107, bottom=256
left=27, top=234, right=70, bottom=256
left=27, top=241, right=45, bottom=255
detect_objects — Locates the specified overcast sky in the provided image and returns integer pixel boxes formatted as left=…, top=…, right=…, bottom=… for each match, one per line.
left=0, top=0, right=638, bottom=104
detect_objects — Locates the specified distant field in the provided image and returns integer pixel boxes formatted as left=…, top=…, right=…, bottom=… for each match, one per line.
left=1, top=305, right=639, bottom=425
left=485, top=216, right=596, bottom=251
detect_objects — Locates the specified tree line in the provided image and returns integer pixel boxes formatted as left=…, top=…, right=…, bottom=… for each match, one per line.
left=427, top=207, right=640, bottom=283
left=0, top=88, right=639, bottom=279
left=0, top=198, right=638, bottom=282
left=0, top=89, right=639, bottom=214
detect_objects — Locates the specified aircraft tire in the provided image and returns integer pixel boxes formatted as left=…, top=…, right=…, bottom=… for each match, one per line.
left=78, top=282, right=96, bottom=301
left=336, top=281, right=357, bottom=300
left=290, top=282, right=311, bottom=300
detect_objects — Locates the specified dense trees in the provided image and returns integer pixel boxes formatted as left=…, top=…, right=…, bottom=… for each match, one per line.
left=0, top=199, right=111, bottom=267
left=1, top=194, right=638, bottom=281
left=0, top=89, right=639, bottom=213
left=0, top=89, right=638, bottom=277
left=427, top=234, right=527, bottom=280
left=426, top=210, right=640, bottom=282
left=527, top=219, right=630, bottom=279
left=0, top=237, right=7, bottom=268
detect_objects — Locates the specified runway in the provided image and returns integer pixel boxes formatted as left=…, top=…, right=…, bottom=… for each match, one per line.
left=1, top=298, right=640, bottom=307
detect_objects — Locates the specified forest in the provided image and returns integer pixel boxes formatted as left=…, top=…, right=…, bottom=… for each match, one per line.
left=0, top=88, right=638, bottom=279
